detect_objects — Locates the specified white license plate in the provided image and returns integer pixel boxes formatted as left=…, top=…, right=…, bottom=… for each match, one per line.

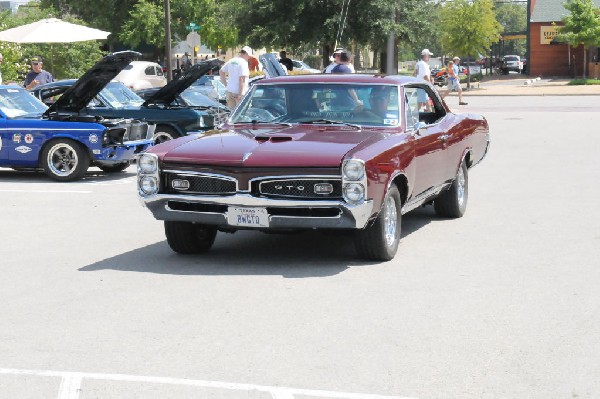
left=227, top=207, right=269, bottom=228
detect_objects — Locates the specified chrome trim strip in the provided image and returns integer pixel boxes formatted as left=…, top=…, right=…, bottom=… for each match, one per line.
left=140, top=192, right=374, bottom=229
left=401, top=183, right=449, bottom=214
left=163, top=169, right=239, bottom=192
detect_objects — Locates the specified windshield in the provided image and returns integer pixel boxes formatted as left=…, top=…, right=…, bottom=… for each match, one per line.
left=100, top=82, right=144, bottom=107
left=230, top=83, right=400, bottom=127
left=0, top=87, right=48, bottom=118
left=504, top=56, right=519, bottom=62
left=180, top=88, right=222, bottom=108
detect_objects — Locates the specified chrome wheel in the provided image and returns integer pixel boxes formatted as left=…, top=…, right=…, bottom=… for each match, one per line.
left=384, top=195, right=398, bottom=247
left=457, top=165, right=466, bottom=208
left=47, top=142, right=78, bottom=177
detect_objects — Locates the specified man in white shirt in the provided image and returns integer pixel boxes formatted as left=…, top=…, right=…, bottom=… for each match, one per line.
left=413, top=49, right=434, bottom=110
left=219, top=48, right=251, bottom=108
left=324, top=48, right=355, bottom=73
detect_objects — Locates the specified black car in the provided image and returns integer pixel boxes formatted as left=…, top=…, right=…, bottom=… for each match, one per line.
left=32, top=55, right=225, bottom=144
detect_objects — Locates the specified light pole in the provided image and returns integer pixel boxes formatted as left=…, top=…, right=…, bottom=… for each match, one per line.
left=164, top=0, right=173, bottom=81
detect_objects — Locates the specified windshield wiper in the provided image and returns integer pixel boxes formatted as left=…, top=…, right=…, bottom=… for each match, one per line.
left=300, top=119, right=361, bottom=129
left=232, top=120, right=292, bottom=128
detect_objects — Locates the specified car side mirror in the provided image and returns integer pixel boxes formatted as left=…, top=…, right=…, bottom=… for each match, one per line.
left=413, top=121, right=426, bottom=134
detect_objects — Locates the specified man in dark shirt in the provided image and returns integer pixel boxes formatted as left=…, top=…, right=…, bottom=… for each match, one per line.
left=24, top=56, right=53, bottom=90
left=278, top=51, right=293, bottom=72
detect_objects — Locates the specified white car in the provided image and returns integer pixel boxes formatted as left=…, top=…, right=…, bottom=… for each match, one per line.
left=292, top=59, right=321, bottom=74
left=114, top=61, right=167, bottom=90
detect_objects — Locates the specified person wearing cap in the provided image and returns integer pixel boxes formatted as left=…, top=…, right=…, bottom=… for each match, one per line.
left=278, top=51, right=293, bottom=72
left=24, top=56, right=54, bottom=90
left=219, top=47, right=251, bottom=108
left=324, top=48, right=355, bottom=73
left=413, top=49, right=434, bottom=110
left=242, top=46, right=259, bottom=72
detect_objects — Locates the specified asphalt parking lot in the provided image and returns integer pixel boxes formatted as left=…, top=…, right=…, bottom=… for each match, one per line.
left=1, top=95, right=599, bottom=399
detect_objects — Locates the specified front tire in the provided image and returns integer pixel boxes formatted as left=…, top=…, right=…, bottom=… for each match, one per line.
left=354, top=184, right=401, bottom=261
left=41, top=139, right=89, bottom=181
left=98, top=161, right=130, bottom=173
left=153, top=126, right=178, bottom=145
left=434, top=161, right=468, bottom=218
left=164, top=221, right=217, bottom=254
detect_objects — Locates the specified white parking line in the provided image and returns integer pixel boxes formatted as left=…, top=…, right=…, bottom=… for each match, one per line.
left=0, top=368, right=416, bottom=399
left=0, top=189, right=92, bottom=194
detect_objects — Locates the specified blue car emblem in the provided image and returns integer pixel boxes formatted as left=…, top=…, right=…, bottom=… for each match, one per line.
left=89, top=134, right=99, bottom=144
left=15, top=145, right=32, bottom=154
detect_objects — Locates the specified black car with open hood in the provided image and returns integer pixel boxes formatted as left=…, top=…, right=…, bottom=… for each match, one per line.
left=33, top=55, right=227, bottom=144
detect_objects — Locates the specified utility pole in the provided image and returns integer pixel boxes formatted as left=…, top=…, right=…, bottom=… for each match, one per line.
left=385, top=4, right=397, bottom=74
left=164, top=0, right=173, bottom=82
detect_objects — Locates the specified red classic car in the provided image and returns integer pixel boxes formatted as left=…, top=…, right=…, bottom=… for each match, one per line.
left=137, top=74, right=490, bottom=261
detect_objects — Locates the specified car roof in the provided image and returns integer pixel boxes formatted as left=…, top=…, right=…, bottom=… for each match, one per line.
left=257, top=74, right=421, bottom=86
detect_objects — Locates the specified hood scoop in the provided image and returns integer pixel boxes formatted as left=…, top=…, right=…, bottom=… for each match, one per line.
left=255, top=136, right=293, bottom=143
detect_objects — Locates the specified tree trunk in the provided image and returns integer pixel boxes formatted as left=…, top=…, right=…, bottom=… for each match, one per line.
left=467, top=54, right=471, bottom=90
left=322, top=44, right=332, bottom=70
left=583, top=45, right=588, bottom=79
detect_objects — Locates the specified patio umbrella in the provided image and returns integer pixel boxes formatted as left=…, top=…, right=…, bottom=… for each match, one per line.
left=0, top=18, right=110, bottom=43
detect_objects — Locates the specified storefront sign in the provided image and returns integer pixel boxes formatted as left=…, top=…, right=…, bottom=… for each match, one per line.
left=541, top=26, right=559, bottom=45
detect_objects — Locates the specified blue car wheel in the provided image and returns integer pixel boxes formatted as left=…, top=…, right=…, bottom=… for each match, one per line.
left=41, top=139, right=89, bottom=181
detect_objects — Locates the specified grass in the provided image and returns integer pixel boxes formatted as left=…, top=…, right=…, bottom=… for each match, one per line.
left=568, top=78, right=600, bottom=85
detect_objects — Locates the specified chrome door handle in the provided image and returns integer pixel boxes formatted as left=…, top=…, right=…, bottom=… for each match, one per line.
left=440, top=134, right=449, bottom=141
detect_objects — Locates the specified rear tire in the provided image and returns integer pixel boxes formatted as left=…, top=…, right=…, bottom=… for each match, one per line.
left=354, top=184, right=401, bottom=261
left=41, top=139, right=89, bottom=181
left=434, top=161, right=468, bottom=218
left=164, top=221, right=217, bottom=254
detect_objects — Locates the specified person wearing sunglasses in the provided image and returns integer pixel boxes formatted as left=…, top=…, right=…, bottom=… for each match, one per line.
left=24, top=56, right=54, bottom=90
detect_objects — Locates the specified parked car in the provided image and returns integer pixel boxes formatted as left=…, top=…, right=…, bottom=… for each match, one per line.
left=137, top=73, right=490, bottom=261
left=33, top=58, right=225, bottom=144
left=114, top=61, right=167, bottom=90
left=501, top=55, right=523, bottom=74
left=0, top=52, right=154, bottom=181
left=190, top=74, right=227, bottom=105
left=292, top=59, right=321, bottom=74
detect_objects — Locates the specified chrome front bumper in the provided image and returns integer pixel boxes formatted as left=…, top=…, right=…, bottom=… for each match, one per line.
left=140, top=193, right=374, bottom=230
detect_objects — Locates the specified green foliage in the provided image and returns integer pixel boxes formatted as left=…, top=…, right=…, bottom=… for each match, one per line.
left=440, top=0, right=502, bottom=58
left=557, top=0, right=600, bottom=78
left=0, top=5, right=105, bottom=82
left=495, top=2, right=527, bottom=56
left=568, top=78, right=600, bottom=84
left=303, top=55, right=323, bottom=70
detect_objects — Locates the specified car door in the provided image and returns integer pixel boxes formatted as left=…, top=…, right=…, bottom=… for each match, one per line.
left=0, top=116, right=8, bottom=166
left=404, top=85, right=448, bottom=198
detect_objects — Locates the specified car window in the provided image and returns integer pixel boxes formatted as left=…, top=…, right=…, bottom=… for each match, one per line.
left=145, top=66, right=156, bottom=76
left=0, top=88, right=48, bottom=117
left=156, top=66, right=164, bottom=76
left=403, top=85, right=446, bottom=126
left=232, top=83, right=400, bottom=127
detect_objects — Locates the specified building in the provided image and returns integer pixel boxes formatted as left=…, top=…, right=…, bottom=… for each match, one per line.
left=529, top=0, right=600, bottom=77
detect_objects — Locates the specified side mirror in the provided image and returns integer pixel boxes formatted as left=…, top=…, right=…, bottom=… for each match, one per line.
left=413, top=121, right=426, bottom=134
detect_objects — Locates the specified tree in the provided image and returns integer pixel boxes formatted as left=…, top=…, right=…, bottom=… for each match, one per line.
left=557, top=0, right=600, bottom=78
left=440, top=0, right=502, bottom=87
left=495, top=2, right=527, bottom=56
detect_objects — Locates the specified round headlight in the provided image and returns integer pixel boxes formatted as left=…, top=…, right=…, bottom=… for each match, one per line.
left=139, top=154, right=157, bottom=174
left=344, top=183, right=365, bottom=203
left=343, top=160, right=365, bottom=181
left=139, top=176, right=158, bottom=195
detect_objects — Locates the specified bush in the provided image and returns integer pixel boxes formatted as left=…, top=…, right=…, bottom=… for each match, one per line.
left=303, top=55, right=323, bottom=70
left=568, top=79, right=600, bottom=85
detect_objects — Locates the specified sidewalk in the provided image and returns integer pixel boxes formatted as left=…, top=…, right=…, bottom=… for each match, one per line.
left=456, top=77, right=600, bottom=96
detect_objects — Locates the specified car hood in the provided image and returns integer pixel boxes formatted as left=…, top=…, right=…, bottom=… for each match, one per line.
left=44, top=51, right=140, bottom=117
left=142, top=59, right=223, bottom=107
left=160, top=126, right=382, bottom=168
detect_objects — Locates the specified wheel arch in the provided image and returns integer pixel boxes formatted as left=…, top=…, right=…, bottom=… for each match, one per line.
left=389, top=172, right=409, bottom=206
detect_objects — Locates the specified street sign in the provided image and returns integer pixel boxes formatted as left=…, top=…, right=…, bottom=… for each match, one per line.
left=186, top=22, right=199, bottom=31
left=186, top=32, right=200, bottom=50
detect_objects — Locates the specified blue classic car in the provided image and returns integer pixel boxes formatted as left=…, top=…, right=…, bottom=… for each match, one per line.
left=0, top=52, right=153, bottom=181
left=33, top=57, right=227, bottom=144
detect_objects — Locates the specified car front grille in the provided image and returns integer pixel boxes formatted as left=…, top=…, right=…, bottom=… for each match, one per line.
left=122, top=120, right=151, bottom=141
left=165, top=173, right=236, bottom=195
left=257, top=178, right=342, bottom=199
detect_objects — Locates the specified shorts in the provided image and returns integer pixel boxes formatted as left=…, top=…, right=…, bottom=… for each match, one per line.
left=448, top=79, right=461, bottom=92
left=417, top=88, right=428, bottom=103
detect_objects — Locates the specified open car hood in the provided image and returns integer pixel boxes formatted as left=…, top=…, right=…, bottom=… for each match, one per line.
left=44, top=51, right=140, bottom=117
left=142, top=59, right=223, bottom=107
left=259, top=53, right=287, bottom=79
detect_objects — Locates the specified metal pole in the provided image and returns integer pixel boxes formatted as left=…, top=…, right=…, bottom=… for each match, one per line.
left=164, top=0, right=173, bottom=82
left=385, top=6, right=395, bottom=74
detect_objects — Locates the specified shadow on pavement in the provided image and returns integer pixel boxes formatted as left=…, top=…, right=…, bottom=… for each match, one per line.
left=0, top=167, right=136, bottom=183
left=79, top=207, right=435, bottom=278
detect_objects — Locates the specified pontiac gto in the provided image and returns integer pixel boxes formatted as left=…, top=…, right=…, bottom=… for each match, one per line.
left=137, top=74, right=490, bottom=260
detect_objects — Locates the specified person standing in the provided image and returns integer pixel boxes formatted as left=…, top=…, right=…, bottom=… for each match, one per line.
left=324, top=48, right=355, bottom=73
left=24, top=56, right=53, bottom=90
left=219, top=48, right=251, bottom=108
left=451, top=57, right=468, bottom=105
left=243, top=46, right=259, bottom=72
left=278, top=51, right=293, bottom=72
left=413, top=49, right=433, bottom=110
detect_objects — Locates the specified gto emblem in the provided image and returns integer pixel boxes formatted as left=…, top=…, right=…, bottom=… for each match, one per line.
left=314, top=183, right=334, bottom=195
left=275, top=185, right=304, bottom=191
left=172, top=179, right=190, bottom=190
